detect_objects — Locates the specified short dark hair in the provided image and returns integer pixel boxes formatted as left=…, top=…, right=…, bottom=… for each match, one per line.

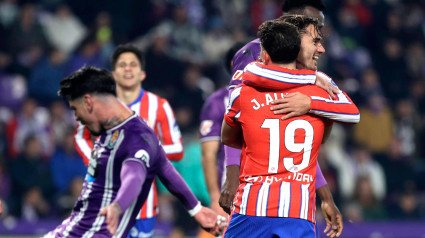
left=281, top=0, right=325, bottom=12
left=277, top=14, right=322, bottom=38
left=257, top=20, right=300, bottom=64
left=58, top=66, right=116, bottom=100
left=110, top=44, right=145, bottom=71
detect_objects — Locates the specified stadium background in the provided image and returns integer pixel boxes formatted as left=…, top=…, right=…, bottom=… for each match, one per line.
left=0, top=0, right=424, bottom=237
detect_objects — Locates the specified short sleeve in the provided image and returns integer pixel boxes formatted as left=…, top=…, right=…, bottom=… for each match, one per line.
left=224, top=85, right=242, bottom=127
left=199, top=90, right=227, bottom=142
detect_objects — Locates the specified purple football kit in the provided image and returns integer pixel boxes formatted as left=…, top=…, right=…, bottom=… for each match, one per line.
left=199, top=87, right=229, bottom=188
left=45, top=114, right=199, bottom=237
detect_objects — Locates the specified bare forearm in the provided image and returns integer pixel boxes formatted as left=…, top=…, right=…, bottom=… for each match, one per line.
left=317, top=185, right=334, bottom=203
left=219, top=165, right=240, bottom=214
left=201, top=141, right=221, bottom=203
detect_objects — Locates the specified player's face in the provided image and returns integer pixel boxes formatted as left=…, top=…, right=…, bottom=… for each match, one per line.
left=69, top=98, right=102, bottom=136
left=296, top=24, right=325, bottom=71
left=112, top=52, right=146, bottom=90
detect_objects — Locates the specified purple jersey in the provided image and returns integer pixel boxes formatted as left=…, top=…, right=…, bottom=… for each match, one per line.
left=46, top=114, right=197, bottom=237
left=199, top=88, right=228, bottom=188
left=229, top=39, right=261, bottom=89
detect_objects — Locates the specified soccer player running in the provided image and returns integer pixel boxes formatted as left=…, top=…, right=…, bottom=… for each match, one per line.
left=45, top=66, right=225, bottom=237
left=222, top=18, right=348, bottom=238
left=74, top=44, right=184, bottom=238
left=220, top=1, right=360, bottom=237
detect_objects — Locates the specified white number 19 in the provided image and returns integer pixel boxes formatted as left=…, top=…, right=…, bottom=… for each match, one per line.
left=261, top=119, right=314, bottom=174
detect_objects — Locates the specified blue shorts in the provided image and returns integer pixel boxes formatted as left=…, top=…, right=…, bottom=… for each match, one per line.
left=127, top=217, right=156, bottom=238
left=224, top=213, right=315, bottom=238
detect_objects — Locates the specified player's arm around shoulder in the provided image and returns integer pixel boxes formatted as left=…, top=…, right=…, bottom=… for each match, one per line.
left=310, top=72, right=360, bottom=124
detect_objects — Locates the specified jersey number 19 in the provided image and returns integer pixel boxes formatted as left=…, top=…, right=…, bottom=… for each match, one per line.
left=261, top=119, right=314, bottom=174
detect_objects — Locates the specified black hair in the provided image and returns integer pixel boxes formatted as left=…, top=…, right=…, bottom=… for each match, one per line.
left=277, top=14, right=322, bottom=38
left=224, top=42, right=246, bottom=74
left=58, top=65, right=116, bottom=100
left=110, top=44, right=145, bottom=71
left=281, top=0, right=326, bottom=12
left=257, top=20, right=300, bottom=64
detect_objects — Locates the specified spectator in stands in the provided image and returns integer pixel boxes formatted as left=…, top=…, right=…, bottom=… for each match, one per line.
left=8, top=135, right=54, bottom=218
left=354, top=93, right=394, bottom=154
left=5, top=98, right=52, bottom=158
left=28, top=48, right=68, bottom=105
left=49, top=128, right=86, bottom=194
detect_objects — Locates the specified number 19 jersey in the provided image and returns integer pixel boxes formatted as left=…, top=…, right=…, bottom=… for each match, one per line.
left=224, top=74, right=331, bottom=224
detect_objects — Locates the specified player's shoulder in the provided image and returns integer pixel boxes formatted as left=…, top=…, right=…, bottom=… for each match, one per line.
left=145, top=90, right=171, bottom=106
left=145, top=90, right=164, bottom=100
left=121, top=117, right=160, bottom=149
left=293, top=85, right=329, bottom=97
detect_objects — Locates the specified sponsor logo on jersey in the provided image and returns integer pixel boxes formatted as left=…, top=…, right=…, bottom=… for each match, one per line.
left=200, top=120, right=213, bottom=136
left=244, top=175, right=263, bottom=183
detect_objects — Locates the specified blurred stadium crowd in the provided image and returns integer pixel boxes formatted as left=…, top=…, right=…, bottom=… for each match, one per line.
left=0, top=0, right=424, bottom=236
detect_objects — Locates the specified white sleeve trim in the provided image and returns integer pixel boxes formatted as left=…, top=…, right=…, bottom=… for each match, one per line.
left=188, top=201, right=202, bottom=216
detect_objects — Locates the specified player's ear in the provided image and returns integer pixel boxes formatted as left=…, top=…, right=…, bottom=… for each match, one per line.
left=140, top=70, right=146, bottom=82
left=262, top=50, right=272, bottom=65
left=83, top=94, right=94, bottom=112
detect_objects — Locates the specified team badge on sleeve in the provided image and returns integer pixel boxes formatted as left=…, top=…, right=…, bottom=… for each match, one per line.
left=200, top=120, right=213, bottom=136
left=135, top=149, right=150, bottom=168
left=232, top=70, right=244, bottom=81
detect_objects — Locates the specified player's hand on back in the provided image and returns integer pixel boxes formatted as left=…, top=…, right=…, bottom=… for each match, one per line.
left=270, top=92, right=311, bottom=120
left=194, top=206, right=227, bottom=236
left=315, top=71, right=341, bottom=99
left=99, top=202, right=122, bottom=235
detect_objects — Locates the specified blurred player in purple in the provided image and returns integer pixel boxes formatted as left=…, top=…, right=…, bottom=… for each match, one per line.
left=44, top=66, right=225, bottom=237
left=200, top=43, right=245, bottom=217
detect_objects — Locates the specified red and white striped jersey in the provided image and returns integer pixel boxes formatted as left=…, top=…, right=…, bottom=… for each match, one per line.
left=224, top=67, right=337, bottom=224
left=74, top=89, right=184, bottom=219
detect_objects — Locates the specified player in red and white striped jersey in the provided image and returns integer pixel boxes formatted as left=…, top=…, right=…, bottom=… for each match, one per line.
left=74, top=44, right=183, bottom=238
left=222, top=18, right=354, bottom=238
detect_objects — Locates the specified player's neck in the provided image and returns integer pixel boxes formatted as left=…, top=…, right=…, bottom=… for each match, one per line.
left=270, top=61, right=297, bottom=70
left=99, top=99, right=133, bottom=130
left=116, top=86, right=142, bottom=105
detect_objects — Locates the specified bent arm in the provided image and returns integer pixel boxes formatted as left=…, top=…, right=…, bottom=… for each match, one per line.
left=221, top=119, right=243, bottom=149
left=310, top=90, right=360, bottom=124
